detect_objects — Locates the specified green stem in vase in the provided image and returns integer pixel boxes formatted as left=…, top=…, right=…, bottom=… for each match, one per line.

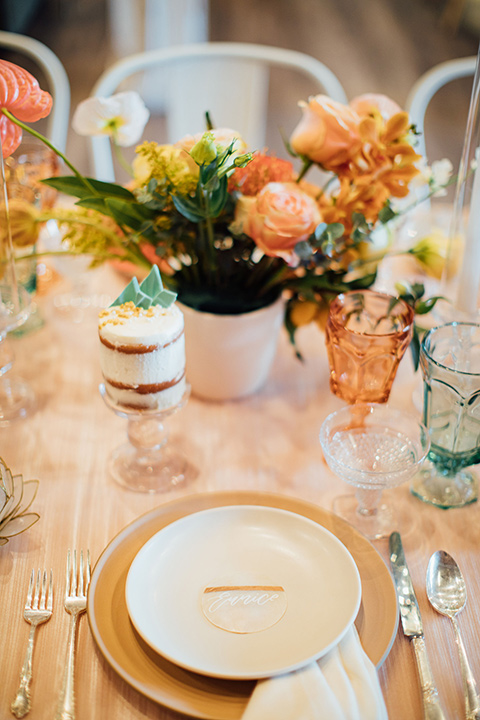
left=176, top=261, right=199, bottom=288
left=296, top=158, right=313, bottom=183
left=258, top=266, right=289, bottom=297
left=243, top=255, right=274, bottom=289
left=38, top=209, right=122, bottom=242
left=317, top=175, right=336, bottom=200
left=181, top=243, right=202, bottom=285
left=245, top=255, right=287, bottom=296
left=1, top=109, right=99, bottom=197
left=202, top=193, right=218, bottom=285
left=32, top=209, right=153, bottom=271
left=196, top=220, right=209, bottom=284
left=112, top=141, right=134, bottom=178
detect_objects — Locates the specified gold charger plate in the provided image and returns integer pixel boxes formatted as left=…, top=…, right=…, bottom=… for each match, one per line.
left=88, top=491, right=398, bottom=720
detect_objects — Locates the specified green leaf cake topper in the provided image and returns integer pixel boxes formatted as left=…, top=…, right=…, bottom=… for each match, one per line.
left=111, top=265, right=177, bottom=309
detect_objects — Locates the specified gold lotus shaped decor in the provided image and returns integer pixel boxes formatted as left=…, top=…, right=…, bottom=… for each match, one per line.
left=0, top=457, right=39, bottom=546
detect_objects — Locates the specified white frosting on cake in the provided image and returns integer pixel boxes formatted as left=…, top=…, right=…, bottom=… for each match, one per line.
left=99, top=302, right=184, bottom=347
left=98, top=301, right=186, bottom=410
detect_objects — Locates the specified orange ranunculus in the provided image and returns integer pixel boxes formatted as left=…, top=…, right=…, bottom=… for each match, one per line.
left=228, top=152, right=295, bottom=196
left=350, top=94, right=402, bottom=122
left=242, top=182, right=321, bottom=264
left=289, top=95, right=362, bottom=170
left=0, top=60, right=52, bottom=158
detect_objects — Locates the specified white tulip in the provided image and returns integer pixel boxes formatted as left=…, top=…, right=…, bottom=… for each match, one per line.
left=72, top=91, right=150, bottom=147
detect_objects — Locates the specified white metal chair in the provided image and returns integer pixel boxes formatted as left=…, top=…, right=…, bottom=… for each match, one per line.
left=406, top=56, right=476, bottom=159
left=0, top=31, right=71, bottom=152
left=88, top=41, right=348, bottom=181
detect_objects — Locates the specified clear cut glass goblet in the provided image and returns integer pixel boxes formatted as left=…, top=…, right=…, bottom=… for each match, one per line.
left=320, top=404, right=430, bottom=540
left=100, top=383, right=194, bottom=493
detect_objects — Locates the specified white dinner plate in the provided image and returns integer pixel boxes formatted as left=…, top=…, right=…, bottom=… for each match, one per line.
left=125, top=504, right=361, bottom=680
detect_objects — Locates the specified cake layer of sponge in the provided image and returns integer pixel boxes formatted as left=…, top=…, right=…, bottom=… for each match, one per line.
left=99, top=301, right=185, bottom=409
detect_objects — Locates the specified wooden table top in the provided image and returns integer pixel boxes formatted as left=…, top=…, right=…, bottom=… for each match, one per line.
left=1, top=263, right=479, bottom=720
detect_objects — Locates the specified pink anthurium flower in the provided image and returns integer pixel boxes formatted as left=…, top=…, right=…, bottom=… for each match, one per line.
left=0, top=59, right=52, bottom=157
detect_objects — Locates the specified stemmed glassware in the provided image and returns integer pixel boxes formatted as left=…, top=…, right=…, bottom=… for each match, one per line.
left=99, top=383, right=194, bottom=493
left=325, top=289, right=415, bottom=405
left=5, top=137, right=59, bottom=333
left=6, top=136, right=109, bottom=323
left=0, top=141, right=35, bottom=425
left=320, top=404, right=430, bottom=540
left=411, top=322, right=480, bottom=508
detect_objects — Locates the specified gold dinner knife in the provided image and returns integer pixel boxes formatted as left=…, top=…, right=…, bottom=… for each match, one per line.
left=389, top=532, right=447, bottom=720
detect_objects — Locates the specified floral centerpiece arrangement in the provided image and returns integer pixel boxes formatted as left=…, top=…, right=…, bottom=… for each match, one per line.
left=0, top=60, right=450, bottom=354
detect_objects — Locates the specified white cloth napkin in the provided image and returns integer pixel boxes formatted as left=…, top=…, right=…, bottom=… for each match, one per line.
left=241, top=625, right=388, bottom=720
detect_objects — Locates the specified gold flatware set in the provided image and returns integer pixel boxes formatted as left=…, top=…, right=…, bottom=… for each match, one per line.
left=10, top=550, right=91, bottom=719
left=390, top=533, right=480, bottom=720
left=8, top=538, right=480, bottom=719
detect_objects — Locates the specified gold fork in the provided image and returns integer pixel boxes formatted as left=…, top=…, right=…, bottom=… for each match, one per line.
left=55, top=549, right=91, bottom=720
left=11, top=569, right=53, bottom=718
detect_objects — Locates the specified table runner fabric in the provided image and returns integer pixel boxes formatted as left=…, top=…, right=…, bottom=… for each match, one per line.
left=241, top=626, right=388, bottom=720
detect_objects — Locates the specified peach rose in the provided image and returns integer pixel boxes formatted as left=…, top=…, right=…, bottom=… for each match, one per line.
left=289, top=95, right=362, bottom=169
left=243, top=182, right=321, bottom=264
left=350, top=93, right=402, bottom=122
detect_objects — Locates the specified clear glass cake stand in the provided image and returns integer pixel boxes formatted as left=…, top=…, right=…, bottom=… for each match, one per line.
left=99, top=383, right=194, bottom=493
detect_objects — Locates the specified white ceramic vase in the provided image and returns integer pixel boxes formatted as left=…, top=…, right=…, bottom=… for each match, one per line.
left=179, top=296, right=284, bottom=401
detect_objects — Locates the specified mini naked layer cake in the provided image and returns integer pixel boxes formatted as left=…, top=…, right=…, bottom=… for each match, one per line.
left=98, top=268, right=186, bottom=410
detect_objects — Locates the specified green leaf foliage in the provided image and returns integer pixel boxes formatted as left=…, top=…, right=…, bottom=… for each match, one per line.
left=410, top=325, right=421, bottom=371
left=378, top=202, right=397, bottom=224
left=42, top=175, right=135, bottom=201
left=415, top=295, right=445, bottom=315
left=172, top=194, right=205, bottom=222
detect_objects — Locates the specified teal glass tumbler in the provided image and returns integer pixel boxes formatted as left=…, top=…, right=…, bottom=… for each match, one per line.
left=411, top=322, right=480, bottom=508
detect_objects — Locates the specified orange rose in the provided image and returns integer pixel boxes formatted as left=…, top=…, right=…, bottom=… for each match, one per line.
left=289, top=95, right=361, bottom=169
left=229, top=152, right=295, bottom=196
left=350, top=93, right=402, bottom=122
left=243, top=182, right=321, bottom=264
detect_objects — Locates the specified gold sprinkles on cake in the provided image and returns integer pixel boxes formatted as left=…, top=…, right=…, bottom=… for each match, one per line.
left=99, top=302, right=169, bottom=329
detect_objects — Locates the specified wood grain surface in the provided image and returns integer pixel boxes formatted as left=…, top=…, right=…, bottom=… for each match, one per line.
left=1, top=264, right=479, bottom=720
